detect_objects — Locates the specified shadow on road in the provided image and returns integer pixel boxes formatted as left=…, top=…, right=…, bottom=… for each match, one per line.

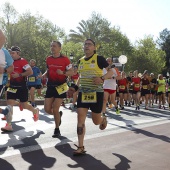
left=0, top=122, right=56, bottom=170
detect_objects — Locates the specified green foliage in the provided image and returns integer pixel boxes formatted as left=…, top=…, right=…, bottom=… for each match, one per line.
left=157, top=28, right=170, bottom=74
left=128, top=36, right=165, bottom=75
left=0, top=3, right=167, bottom=75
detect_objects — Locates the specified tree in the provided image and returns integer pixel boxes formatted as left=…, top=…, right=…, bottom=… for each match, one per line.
left=128, top=36, right=165, bottom=75
left=69, top=12, right=111, bottom=48
left=0, top=2, right=66, bottom=72
left=157, top=28, right=170, bottom=75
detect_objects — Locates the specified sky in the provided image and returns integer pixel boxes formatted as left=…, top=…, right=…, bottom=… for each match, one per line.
left=0, top=0, right=170, bottom=44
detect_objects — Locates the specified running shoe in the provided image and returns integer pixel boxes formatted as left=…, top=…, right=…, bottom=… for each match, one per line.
left=159, top=105, right=162, bottom=109
left=163, top=105, right=165, bottom=110
left=52, top=128, right=61, bottom=138
left=99, top=114, right=107, bottom=130
left=19, top=103, right=23, bottom=111
left=33, top=108, right=39, bottom=122
left=1, top=116, right=6, bottom=120
left=108, top=104, right=114, bottom=109
left=1, top=123, right=13, bottom=132
left=116, top=108, right=120, bottom=114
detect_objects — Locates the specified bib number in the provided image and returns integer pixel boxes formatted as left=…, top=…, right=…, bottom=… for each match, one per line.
left=143, top=85, right=148, bottom=89
left=135, top=84, right=140, bottom=88
left=81, top=92, right=97, bottom=103
left=120, top=85, right=125, bottom=90
left=7, top=87, right=17, bottom=93
left=29, top=77, right=36, bottom=82
left=56, top=83, right=69, bottom=95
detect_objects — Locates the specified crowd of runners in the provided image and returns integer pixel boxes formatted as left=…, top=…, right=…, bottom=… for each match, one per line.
left=0, top=29, right=170, bottom=156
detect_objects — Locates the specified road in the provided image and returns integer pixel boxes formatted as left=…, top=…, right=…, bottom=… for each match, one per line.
left=0, top=103, right=170, bottom=170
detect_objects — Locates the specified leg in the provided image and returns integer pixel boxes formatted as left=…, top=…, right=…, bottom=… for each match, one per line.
left=44, top=97, right=55, bottom=115
left=101, top=91, right=109, bottom=114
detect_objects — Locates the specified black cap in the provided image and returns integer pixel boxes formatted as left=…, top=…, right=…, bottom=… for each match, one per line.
left=11, top=46, right=21, bottom=52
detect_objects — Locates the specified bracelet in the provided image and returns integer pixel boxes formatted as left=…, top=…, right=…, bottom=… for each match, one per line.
left=112, top=76, right=115, bottom=79
left=19, top=73, right=22, bottom=77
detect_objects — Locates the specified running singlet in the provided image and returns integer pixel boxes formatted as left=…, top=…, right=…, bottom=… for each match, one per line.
left=103, top=67, right=120, bottom=90
left=157, top=79, right=166, bottom=93
left=10, top=58, right=30, bottom=86
left=78, top=54, right=108, bottom=92
left=141, top=78, right=149, bottom=90
left=0, top=48, right=13, bottom=85
left=27, top=66, right=41, bottom=85
left=46, top=55, right=71, bottom=86
left=117, top=78, right=128, bottom=92
left=132, top=77, right=141, bottom=91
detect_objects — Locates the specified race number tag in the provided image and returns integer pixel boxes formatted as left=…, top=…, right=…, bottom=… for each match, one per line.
left=120, top=85, right=125, bottom=90
left=7, top=87, right=17, bottom=93
left=135, top=84, right=140, bottom=88
left=29, top=77, right=36, bottom=82
left=81, top=92, right=97, bottom=103
left=56, top=83, right=69, bottom=95
left=143, top=85, right=148, bottom=89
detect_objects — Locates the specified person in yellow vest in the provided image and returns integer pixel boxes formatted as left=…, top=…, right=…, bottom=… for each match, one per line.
left=157, top=74, right=166, bottom=109
left=71, top=39, right=114, bottom=156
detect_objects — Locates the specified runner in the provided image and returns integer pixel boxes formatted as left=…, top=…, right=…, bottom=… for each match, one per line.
left=43, top=40, right=73, bottom=138
left=0, top=30, right=14, bottom=123
left=27, top=59, right=43, bottom=107
left=157, top=74, right=166, bottom=109
left=131, top=70, right=141, bottom=110
left=1, top=46, right=39, bottom=132
left=117, top=71, right=128, bottom=110
left=71, top=39, right=114, bottom=156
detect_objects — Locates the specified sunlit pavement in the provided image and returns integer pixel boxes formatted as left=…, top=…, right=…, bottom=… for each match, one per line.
left=0, top=103, right=170, bottom=170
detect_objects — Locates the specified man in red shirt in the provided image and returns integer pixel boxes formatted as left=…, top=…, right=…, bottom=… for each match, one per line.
left=43, top=41, right=73, bottom=137
left=1, top=46, right=39, bottom=132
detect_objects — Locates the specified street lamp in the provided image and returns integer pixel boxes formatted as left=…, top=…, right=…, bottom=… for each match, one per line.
left=70, top=53, right=73, bottom=60
left=118, top=55, right=127, bottom=71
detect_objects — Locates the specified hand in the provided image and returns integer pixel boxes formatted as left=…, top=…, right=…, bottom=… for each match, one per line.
left=11, top=72, right=20, bottom=78
left=57, top=69, right=64, bottom=75
left=67, top=87, right=76, bottom=98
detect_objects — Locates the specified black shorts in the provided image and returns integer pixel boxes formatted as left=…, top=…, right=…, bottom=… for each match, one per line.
left=132, top=90, right=141, bottom=94
left=157, top=91, right=166, bottom=96
left=141, top=89, right=150, bottom=96
left=119, top=90, right=128, bottom=94
left=77, top=92, right=104, bottom=113
left=27, top=85, right=42, bottom=90
left=45, top=86, right=66, bottom=98
left=7, top=86, right=28, bottom=102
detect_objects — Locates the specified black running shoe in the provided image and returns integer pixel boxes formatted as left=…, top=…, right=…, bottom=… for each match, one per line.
left=52, top=128, right=61, bottom=138
left=59, top=111, right=63, bottom=126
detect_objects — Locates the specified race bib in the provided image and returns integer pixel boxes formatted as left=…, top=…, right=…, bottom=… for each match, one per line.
left=56, top=83, right=69, bottom=95
left=81, top=92, right=97, bottom=103
left=143, top=85, right=148, bottom=89
left=28, top=77, right=36, bottom=82
left=7, top=87, right=17, bottom=93
left=135, top=84, right=140, bottom=88
left=120, top=85, right=125, bottom=90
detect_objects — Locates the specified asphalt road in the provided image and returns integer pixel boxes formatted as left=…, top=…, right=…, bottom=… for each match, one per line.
left=0, top=103, right=170, bottom=170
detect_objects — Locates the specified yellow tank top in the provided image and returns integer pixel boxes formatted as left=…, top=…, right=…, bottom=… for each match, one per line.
left=157, top=79, right=165, bottom=92
left=78, top=54, right=103, bottom=92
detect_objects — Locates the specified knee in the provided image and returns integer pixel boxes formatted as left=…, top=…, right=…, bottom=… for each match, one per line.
left=77, top=124, right=85, bottom=135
